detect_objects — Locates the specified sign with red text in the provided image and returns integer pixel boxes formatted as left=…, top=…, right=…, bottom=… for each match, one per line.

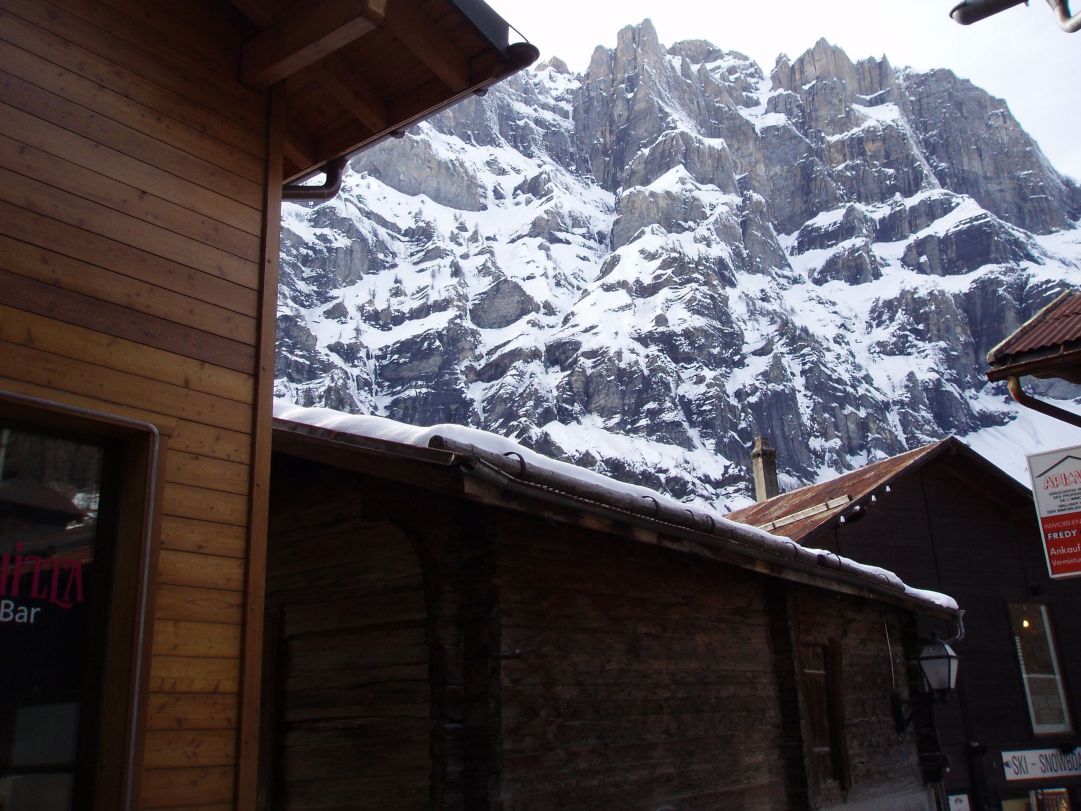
left=1028, top=445, right=1081, bottom=578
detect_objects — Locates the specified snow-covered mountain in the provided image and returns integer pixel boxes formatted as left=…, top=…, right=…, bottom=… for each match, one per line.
left=275, top=22, right=1081, bottom=509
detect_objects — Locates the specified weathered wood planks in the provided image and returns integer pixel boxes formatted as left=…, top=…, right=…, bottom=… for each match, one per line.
left=264, top=464, right=433, bottom=810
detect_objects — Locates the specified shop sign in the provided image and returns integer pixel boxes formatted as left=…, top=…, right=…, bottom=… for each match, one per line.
left=1002, top=747, right=1081, bottom=782
left=1028, top=446, right=1081, bottom=578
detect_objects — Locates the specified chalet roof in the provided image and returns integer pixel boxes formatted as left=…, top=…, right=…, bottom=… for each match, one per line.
left=727, top=437, right=1031, bottom=546
left=231, top=0, right=538, bottom=182
left=271, top=401, right=961, bottom=619
left=986, top=289, right=1081, bottom=384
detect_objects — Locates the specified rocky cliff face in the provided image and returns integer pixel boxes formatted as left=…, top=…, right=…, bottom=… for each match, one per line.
left=275, top=23, right=1081, bottom=508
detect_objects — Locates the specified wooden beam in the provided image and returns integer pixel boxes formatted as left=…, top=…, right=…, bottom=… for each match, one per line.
left=241, top=0, right=387, bottom=88
left=310, top=76, right=467, bottom=175
left=235, top=81, right=285, bottom=811
left=381, top=0, right=469, bottom=91
left=227, top=0, right=277, bottom=30
left=281, top=120, right=316, bottom=178
left=314, top=58, right=387, bottom=134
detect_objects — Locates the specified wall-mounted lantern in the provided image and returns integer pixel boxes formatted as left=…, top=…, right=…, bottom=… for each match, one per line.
left=892, top=635, right=960, bottom=733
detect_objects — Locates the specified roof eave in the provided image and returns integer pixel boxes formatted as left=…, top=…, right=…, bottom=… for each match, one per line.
left=985, top=343, right=1081, bottom=384
left=270, top=418, right=959, bottom=620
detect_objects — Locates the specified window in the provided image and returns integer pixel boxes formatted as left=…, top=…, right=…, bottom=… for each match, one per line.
left=0, top=393, right=159, bottom=811
left=1009, top=603, right=1072, bottom=735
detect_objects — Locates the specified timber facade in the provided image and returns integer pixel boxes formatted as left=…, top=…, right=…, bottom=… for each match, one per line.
left=0, top=1, right=534, bottom=808
left=0, top=2, right=272, bottom=805
left=730, top=438, right=1081, bottom=811
left=264, top=414, right=960, bottom=811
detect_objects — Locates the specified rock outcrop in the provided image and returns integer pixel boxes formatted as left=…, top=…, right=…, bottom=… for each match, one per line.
left=275, top=22, right=1081, bottom=508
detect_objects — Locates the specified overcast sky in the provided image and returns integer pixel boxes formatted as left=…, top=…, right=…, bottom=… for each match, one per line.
left=487, top=0, right=1081, bottom=181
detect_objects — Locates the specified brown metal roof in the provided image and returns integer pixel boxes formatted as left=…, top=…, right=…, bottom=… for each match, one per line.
left=728, top=440, right=951, bottom=541
left=729, top=437, right=1032, bottom=545
left=986, top=289, right=1081, bottom=383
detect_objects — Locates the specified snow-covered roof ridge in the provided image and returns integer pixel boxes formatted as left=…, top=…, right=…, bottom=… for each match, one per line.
left=272, top=399, right=959, bottom=613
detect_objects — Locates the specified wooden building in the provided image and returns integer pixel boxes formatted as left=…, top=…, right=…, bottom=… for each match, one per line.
left=730, top=438, right=1081, bottom=811
left=0, top=2, right=535, bottom=808
left=985, top=288, right=1081, bottom=429
left=265, top=405, right=962, bottom=811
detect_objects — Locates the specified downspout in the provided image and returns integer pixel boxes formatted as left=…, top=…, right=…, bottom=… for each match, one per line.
left=282, top=156, right=348, bottom=202
left=1007, top=375, right=1081, bottom=428
left=1046, top=0, right=1081, bottom=31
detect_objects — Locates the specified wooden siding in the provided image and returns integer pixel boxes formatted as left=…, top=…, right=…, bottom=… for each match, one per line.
left=493, top=513, right=792, bottom=810
left=264, top=463, right=432, bottom=810
left=825, top=461, right=1081, bottom=803
left=791, top=590, right=925, bottom=809
left=266, top=451, right=945, bottom=810
left=0, top=0, right=271, bottom=807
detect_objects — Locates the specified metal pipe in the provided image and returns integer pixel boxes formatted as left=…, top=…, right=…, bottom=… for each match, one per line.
left=950, top=0, right=1028, bottom=24
left=282, top=156, right=347, bottom=201
left=1046, top=0, right=1081, bottom=30
left=1007, top=375, right=1081, bottom=428
left=944, top=609, right=967, bottom=645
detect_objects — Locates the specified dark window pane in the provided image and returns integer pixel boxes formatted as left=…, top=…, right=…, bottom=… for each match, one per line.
left=0, top=426, right=110, bottom=811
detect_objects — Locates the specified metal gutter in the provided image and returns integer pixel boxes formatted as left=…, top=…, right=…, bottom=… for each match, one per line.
left=269, top=417, right=957, bottom=617
left=1007, top=375, right=1081, bottom=428
left=985, top=344, right=1081, bottom=383
left=426, top=435, right=960, bottom=619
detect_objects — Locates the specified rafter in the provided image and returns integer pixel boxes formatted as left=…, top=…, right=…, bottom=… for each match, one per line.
left=314, top=59, right=388, bottom=134
left=282, top=119, right=318, bottom=180
left=228, top=0, right=277, bottom=29
left=381, top=0, right=469, bottom=92
left=241, top=0, right=388, bottom=88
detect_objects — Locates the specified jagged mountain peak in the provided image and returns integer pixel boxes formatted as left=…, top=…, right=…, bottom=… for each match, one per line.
left=773, top=38, right=894, bottom=97
left=276, top=23, right=1081, bottom=509
left=536, top=56, right=571, bottom=75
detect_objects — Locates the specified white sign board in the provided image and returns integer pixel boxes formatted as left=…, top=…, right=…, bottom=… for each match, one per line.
left=1027, top=445, right=1081, bottom=578
left=1002, top=747, right=1081, bottom=782
left=947, top=794, right=971, bottom=810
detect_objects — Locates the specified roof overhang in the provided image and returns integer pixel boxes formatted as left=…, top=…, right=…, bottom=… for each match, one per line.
left=985, top=344, right=1081, bottom=384
left=729, top=436, right=1033, bottom=548
left=271, top=418, right=960, bottom=621
left=230, top=0, right=539, bottom=183
left=986, top=289, right=1081, bottom=384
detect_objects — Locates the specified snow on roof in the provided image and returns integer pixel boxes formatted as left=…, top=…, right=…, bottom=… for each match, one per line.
left=273, top=399, right=959, bottom=612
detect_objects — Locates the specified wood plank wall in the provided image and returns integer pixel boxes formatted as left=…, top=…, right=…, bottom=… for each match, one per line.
left=791, top=590, right=926, bottom=808
left=0, top=0, right=273, bottom=807
left=839, top=463, right=1081, bottom=801
left=493, top=513, right=792, bottom=810
left=265, top=459, right=432, bottom=810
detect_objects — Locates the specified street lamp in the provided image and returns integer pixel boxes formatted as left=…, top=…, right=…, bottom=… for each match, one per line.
left=892, top=634, right=959, bottom=733
left=917, top=635, right=959, bottom=695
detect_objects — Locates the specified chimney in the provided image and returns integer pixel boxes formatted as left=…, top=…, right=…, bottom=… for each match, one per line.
left=751, top=436, right=779, bottom=502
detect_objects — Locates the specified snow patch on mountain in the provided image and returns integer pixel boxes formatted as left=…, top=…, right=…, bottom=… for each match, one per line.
left=275, top=25, right=1081, bottom=508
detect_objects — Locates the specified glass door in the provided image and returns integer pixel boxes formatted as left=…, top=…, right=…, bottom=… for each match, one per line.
left=0, top=425, right=115, bottom=811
